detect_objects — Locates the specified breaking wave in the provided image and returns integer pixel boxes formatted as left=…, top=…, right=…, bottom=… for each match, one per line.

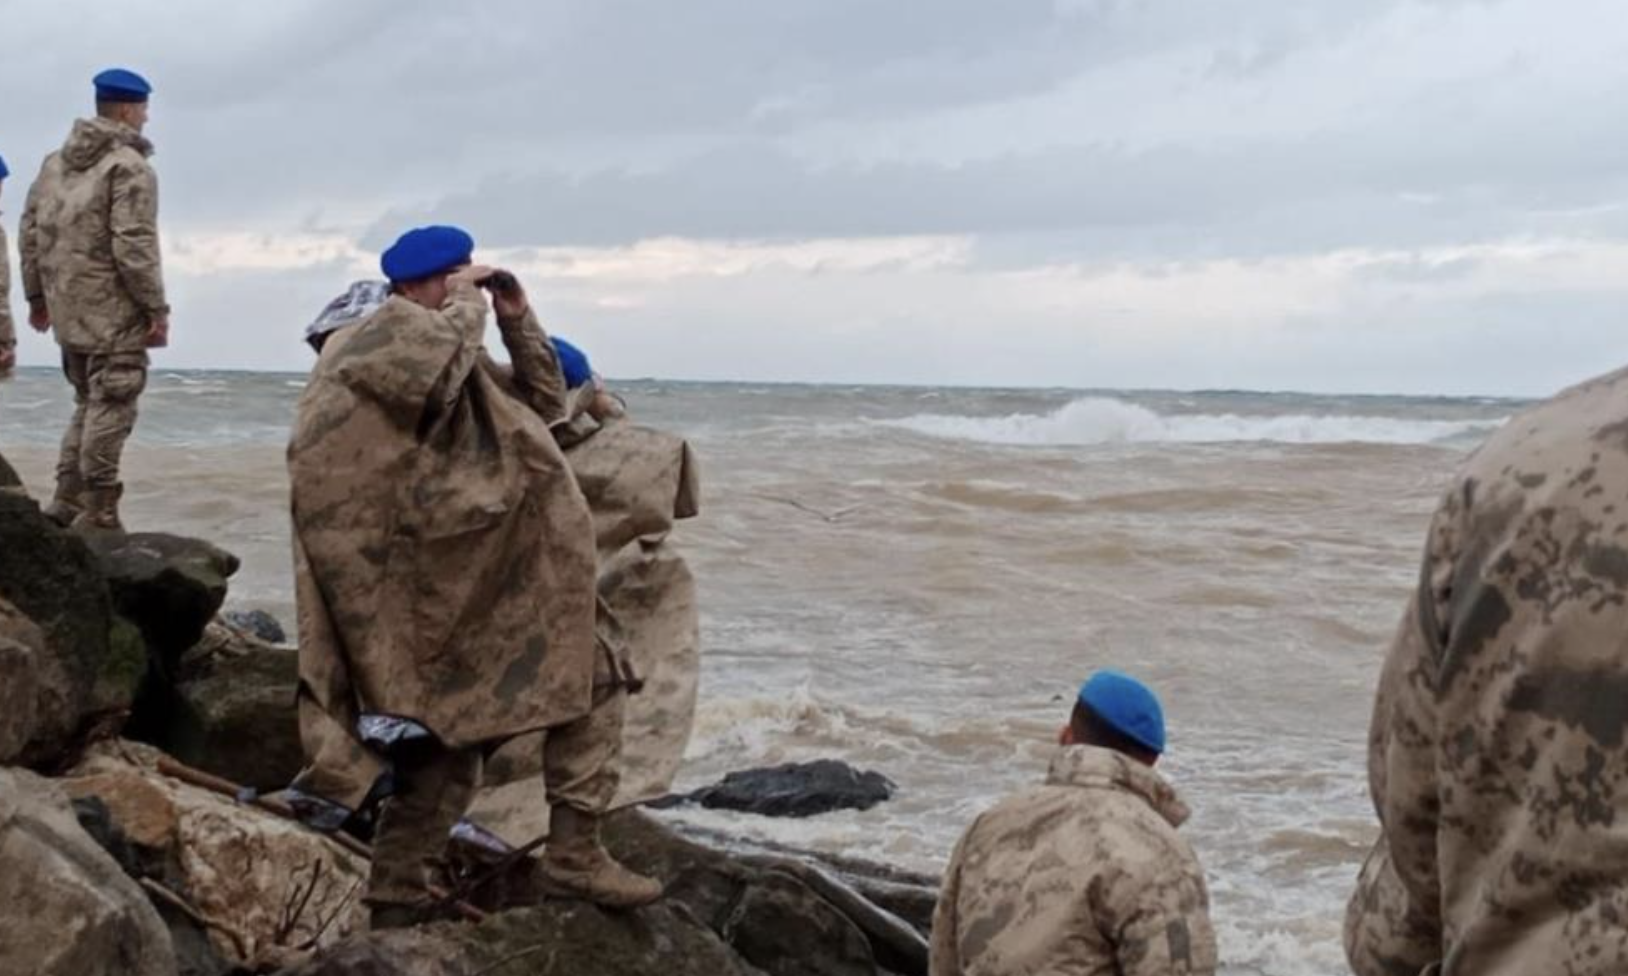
left=878, top=397, right=1502, bottom=447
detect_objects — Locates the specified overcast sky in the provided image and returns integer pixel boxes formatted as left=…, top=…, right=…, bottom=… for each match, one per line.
left=3, top=0, right=1626, bottom=395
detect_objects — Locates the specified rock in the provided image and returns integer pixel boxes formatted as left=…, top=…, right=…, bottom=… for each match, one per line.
left=223, top=608, right=289, bottom=645
left=155, top=619, right=303, bottom=791
left=0, top=491, right=147, bottom=768
left=658, top=759, right=898, bottom=818
left=63, top=740, right=369, bottom=968
left=0, top=598, right=43, bottom=764
left=0, top=451, right=20, bottom=489
left=0, top=765, right=178, bottom=976
left=84, top=531, right=241, bottom=669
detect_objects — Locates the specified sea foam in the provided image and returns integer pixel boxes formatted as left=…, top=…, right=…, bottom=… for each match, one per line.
left=878, top=397, right=1501, bottom=447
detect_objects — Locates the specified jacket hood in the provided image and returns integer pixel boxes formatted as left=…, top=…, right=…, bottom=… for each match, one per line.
left=61, top=117, right=153, bottom=172
left=1046, top=744, right=1192, bottom=827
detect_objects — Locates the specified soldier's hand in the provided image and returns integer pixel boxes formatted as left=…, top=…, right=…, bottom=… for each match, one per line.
left=446, top=265, right=495, bottom=295
left=145, top=313, right=170, bottom=349
left=28, top=302, right=50, bottom=332
left=486, top=270, right=529, bottom=321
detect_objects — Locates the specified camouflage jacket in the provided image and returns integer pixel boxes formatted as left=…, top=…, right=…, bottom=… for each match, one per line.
left=1347, top=364, right=1628, bottom=976
left=20, top=117, right=167, bottom=354
left=471, top=408, right=704, bottom=841
left=289, top=285, right=597, bottom=759
left=0, top=223, right=14, bottom=356
left=930, top=745, right=1217, bottom=976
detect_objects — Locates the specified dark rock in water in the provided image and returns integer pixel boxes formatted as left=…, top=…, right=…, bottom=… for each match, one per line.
left=84, top=532, right=240, bottom=669
left=167, top=621, right=303, bottom=790
left=660, top=759, right=898, bottom=818
left=280, top=809, right=925, bottom=976
left=223, top=607, right=288, bottom=645
left=0, top=491, right=147, bottom=768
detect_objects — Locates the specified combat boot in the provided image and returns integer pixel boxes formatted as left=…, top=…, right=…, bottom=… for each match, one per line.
left=539, top=805, right=663, bottom=909
left=42, top=474, right=84, bottom=526
left=71, top=484, right=125, bottom=532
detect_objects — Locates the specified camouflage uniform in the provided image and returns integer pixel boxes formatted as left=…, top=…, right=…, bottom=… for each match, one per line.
left=1347, top=365, right=1628, bottom=976
left=930, top=745, right=1217, bottom=976
left=19, top=117, right=166, bottom=508
left=288, top=283, right=599, bottom=909
left=0, top=223, right=15, bottom=377
left=471, top=399, right=702, bottom=841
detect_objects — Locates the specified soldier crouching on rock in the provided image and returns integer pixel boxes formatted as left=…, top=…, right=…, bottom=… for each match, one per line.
left=286, top=226, right=660, bottom=929
left=930, top=670, right=1217, bottom=976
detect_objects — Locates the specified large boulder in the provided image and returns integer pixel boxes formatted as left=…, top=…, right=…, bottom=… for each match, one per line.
left=63, top=740, right=369, bottom=969
left=162, top=620, right=302, bottom=791
left=276, top=902, right=755, bottom=976
left=84, top=532, right=240, bottom=669
left=0, top=451, right=20, bottom=489
left=0, top=766, right=177, bottom=976
left=658, top=759, right=898, bottom=818
left=0, top=491, right=147, bottom=768
left=0, top=598, right=43, bottom=764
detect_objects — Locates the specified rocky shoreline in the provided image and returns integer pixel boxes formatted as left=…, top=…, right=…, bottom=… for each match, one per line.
left=0, top=455, right=937, bottom=976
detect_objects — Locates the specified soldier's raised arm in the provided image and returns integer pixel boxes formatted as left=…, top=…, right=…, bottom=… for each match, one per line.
left=488, top=272, right=569, bottom=423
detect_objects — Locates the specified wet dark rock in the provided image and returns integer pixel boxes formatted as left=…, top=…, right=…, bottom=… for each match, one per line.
left=284, top=809, right=926, bottom=976
left=0, top=451, right=20, bottom=489
left=168, top=622, right=302, bottom=790
left=84, top=532, right=241, bottom=669
left=658, top=759, right=898, bottom=818
left=223, top=607, right=288, bottom=645
left=0, top=491, right=147, bottom=768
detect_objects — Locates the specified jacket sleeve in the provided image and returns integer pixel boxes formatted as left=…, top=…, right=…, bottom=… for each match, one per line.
left=496, top=306, right=568, bottom=423
left=1107, top=865, right=1219, bottom=976
left=109, top=158, right=168, bottom=315
left=0, top=225, right=14, bottom=349
left=422, top=289, right=490, bottom=421
left=1345, top=489, right=1458, bottom=975
left=19, top=179, right=43, bottom=305
left=928, top=831, right=970, bottom=976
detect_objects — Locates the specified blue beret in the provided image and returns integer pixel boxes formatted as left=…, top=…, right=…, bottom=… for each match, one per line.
left=1078, top=670, right=1166, bottom=755
left=551, top=337, right=594, bottom=389
left=94, top=68, right=153, bottom=103
left=380, top=225, right=475, bottom=282
left=0, top=155, right=8, bottom=180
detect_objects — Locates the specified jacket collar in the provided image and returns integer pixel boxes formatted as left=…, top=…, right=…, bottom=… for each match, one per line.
left=1045, top=744, right=1191, bottom=828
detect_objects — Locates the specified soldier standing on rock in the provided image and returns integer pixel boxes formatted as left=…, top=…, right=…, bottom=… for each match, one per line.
left=20, top=68, right=169, bottom=531
left=1346, top=365, right=1628, bottom=975
left=0, top=153, right=14, bottom=380
left=930, top=670, right=1217, bottom=976
left=288, top=228, right=662, bottom=930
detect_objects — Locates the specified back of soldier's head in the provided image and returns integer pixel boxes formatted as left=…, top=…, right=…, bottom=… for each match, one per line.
left=1067, top=670, right=1166, bottom=766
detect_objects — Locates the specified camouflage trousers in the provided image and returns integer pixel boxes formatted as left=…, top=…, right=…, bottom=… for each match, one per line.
left=367, top=683, right=627, bottom=908
left=55, top=350, right=148, bottom=490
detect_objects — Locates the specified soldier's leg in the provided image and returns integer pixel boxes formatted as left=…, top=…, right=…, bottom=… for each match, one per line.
left=367, top=741, right=482, bottom=924
left=46, top=351, right=91, bottom=525
left=73, top=352, right=149, bottom=530
left=540, top=683, right=662, bottom=907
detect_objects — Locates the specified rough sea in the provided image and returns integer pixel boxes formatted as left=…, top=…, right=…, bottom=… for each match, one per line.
left=0, top=369, right=1523, bottom=975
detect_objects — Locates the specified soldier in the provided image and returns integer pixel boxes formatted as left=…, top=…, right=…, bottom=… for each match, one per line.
left=930, top=670, right=1217, bottom=976
left=288, top=231, right=662, bottom=929
left=20, top=68, right=169, bottom=530
left=0, top=153, right=13, bottom=379
left=1347, top=366, right=1628, bottom=975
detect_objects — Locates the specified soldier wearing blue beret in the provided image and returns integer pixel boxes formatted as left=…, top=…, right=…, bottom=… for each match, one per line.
left=0, top=152, right=13, bottom=377
left=19, top=67, right=168, bottom=529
